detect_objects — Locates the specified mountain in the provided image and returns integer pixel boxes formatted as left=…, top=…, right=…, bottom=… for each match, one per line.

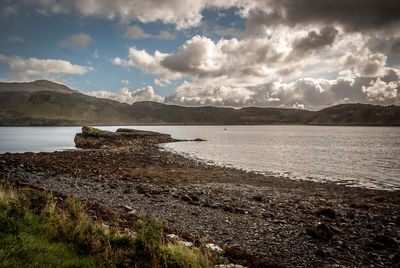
left=0, top=87, right=133, bottom=126
left=0, top=80, right=399, bottom=126
left=0, top=80, right=78, bottom=94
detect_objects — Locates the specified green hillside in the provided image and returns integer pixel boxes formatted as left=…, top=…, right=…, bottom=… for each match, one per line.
left=0, top=80, right=399, bottom=126
left=307, top=103, right=400, bottom=126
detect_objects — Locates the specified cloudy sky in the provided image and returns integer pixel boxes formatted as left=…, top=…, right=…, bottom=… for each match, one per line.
left=1, top=0, right=400, bottom=109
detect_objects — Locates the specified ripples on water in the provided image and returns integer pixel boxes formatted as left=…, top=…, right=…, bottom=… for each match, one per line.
left=1, top=126, right=399, bottom=191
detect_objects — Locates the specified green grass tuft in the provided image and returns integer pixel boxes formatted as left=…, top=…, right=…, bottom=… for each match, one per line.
left=0, top=181, right=217, bottom=267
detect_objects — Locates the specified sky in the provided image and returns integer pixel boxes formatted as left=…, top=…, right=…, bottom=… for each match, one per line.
left=1, top=0, right=400, bottom=110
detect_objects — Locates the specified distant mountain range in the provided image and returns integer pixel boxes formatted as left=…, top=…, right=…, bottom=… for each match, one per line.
left=0, top=80, right=399, bottom=126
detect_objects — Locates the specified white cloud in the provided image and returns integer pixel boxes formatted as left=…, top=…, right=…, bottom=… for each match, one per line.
left=343, top=47, right=387, bottom=77
left=3, top=0, right=397, bottom=110
left=154, top=79, right=164, bottom=87
left=165, top=70, right=400, bottom=109
left=112, top=47, right=182, bottom=80
left=114, top=34, right=290, bottom=85
left=362, top=78, right=398, bottom=102
left=292, top=102, right=305, bottom=109
left=124, top=25, right=175, bottom=40
left=157, top=30, right=175, bottom=40
left=1, top=4, right=18, bottom=17
left=112, top=24, right=400, bottom=109
left=58, top=33, right=91, bottom=50
left=165, top=81, right=255, bottom=106
left=214, top=27, right=247, bottom=39
left=154, top=78, right=171, bottom=87
left=25, top=0, right=246, bottom=29
left=87, top=86, right=164, bottom=104
left=0, top=54, right=93, bottom=81
left=121, top=80, right=130, bottom=85
left=124, top=25, right=152, bottom=39
left=4, top=36, right=24, bottom=42
left=114, top=30, right=358, bottom=86
left=93, top=49, right=99, bottom=58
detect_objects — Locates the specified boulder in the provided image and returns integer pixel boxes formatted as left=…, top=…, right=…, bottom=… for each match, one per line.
left=307, top=222, right=337, bottom=241
left=316, top=207, right=336, bottom=219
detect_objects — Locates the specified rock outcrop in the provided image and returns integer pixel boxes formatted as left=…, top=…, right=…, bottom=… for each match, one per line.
left=74, top=126, right=176, bottom=149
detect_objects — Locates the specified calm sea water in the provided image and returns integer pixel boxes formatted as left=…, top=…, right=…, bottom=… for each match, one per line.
left=1, top=126, right=399, bottom=191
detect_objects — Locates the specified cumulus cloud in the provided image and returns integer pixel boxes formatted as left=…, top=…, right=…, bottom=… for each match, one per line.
left=113, top=47, right=182, bottom=80
left=124, top=25, right=175, bottom=40
left=154, top=79, right=164, bottom=87
left=165, top=70, right=400, bottom=109
left=161, top=36, right=224, bottom=77
left=343, top=47, right=387, bottom=77
left=58, top=33, right=91, bottom=50
left=12, top=0, right=398, bottom=109
left=87, top=86, right=164, bottom=104
left=362, top=78, right=398, bottom=102
left=164, top=79, right=328, bottom=108
left=382, top=67, right=400, bottom=83
left=165, top=81, right=256, bottom=106
left=116, top=35, right=292, bottom=84
left=0, top=54, right=93, bottom=81
left=121, top=80, right=130, bottom=85
left=113, top=24, right=399, bottom=109
left=115, top=31, right=362, bottom=85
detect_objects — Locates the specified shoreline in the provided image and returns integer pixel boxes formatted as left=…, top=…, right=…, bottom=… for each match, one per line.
left=160, top=145, right=400, bottom=192
left=1, top=139, right=399, bottom=267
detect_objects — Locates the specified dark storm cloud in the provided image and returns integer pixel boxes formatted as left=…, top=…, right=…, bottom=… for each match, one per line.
left=246, top=0, right=400, bottom=34
left=294, top=27, right=338, bottom=52
left=392, top=39, right=400, bottom=54
left=287, top=26, right=339, bottom=60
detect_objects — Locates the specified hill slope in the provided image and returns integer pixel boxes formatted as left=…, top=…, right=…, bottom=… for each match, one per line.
left=308, top=103, right=400, bottom=126
left=0, top=80, right=78, bottom=94
left=0, top=80, right=399, bottom=126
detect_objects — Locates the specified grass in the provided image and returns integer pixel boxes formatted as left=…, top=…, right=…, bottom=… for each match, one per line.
left=161, top=242, right=213, bottom=268
left=0, top=181, right=218, bottom=267
left=82, top=126, right=110, bottom=135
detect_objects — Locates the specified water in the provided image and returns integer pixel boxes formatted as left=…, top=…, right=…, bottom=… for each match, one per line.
left=1, top=126, right=399, bottom=191
left=0, top=127, right=81, bottom=153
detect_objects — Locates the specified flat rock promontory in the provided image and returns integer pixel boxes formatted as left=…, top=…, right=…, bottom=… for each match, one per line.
left=74, top=126, right=177, bottom=149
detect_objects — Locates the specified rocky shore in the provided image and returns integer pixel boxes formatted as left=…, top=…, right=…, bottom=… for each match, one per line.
left=0, top=127, right=399, bottom=267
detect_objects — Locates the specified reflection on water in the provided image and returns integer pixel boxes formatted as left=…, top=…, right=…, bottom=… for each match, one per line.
left=1, top=125, right=399, bottom=191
